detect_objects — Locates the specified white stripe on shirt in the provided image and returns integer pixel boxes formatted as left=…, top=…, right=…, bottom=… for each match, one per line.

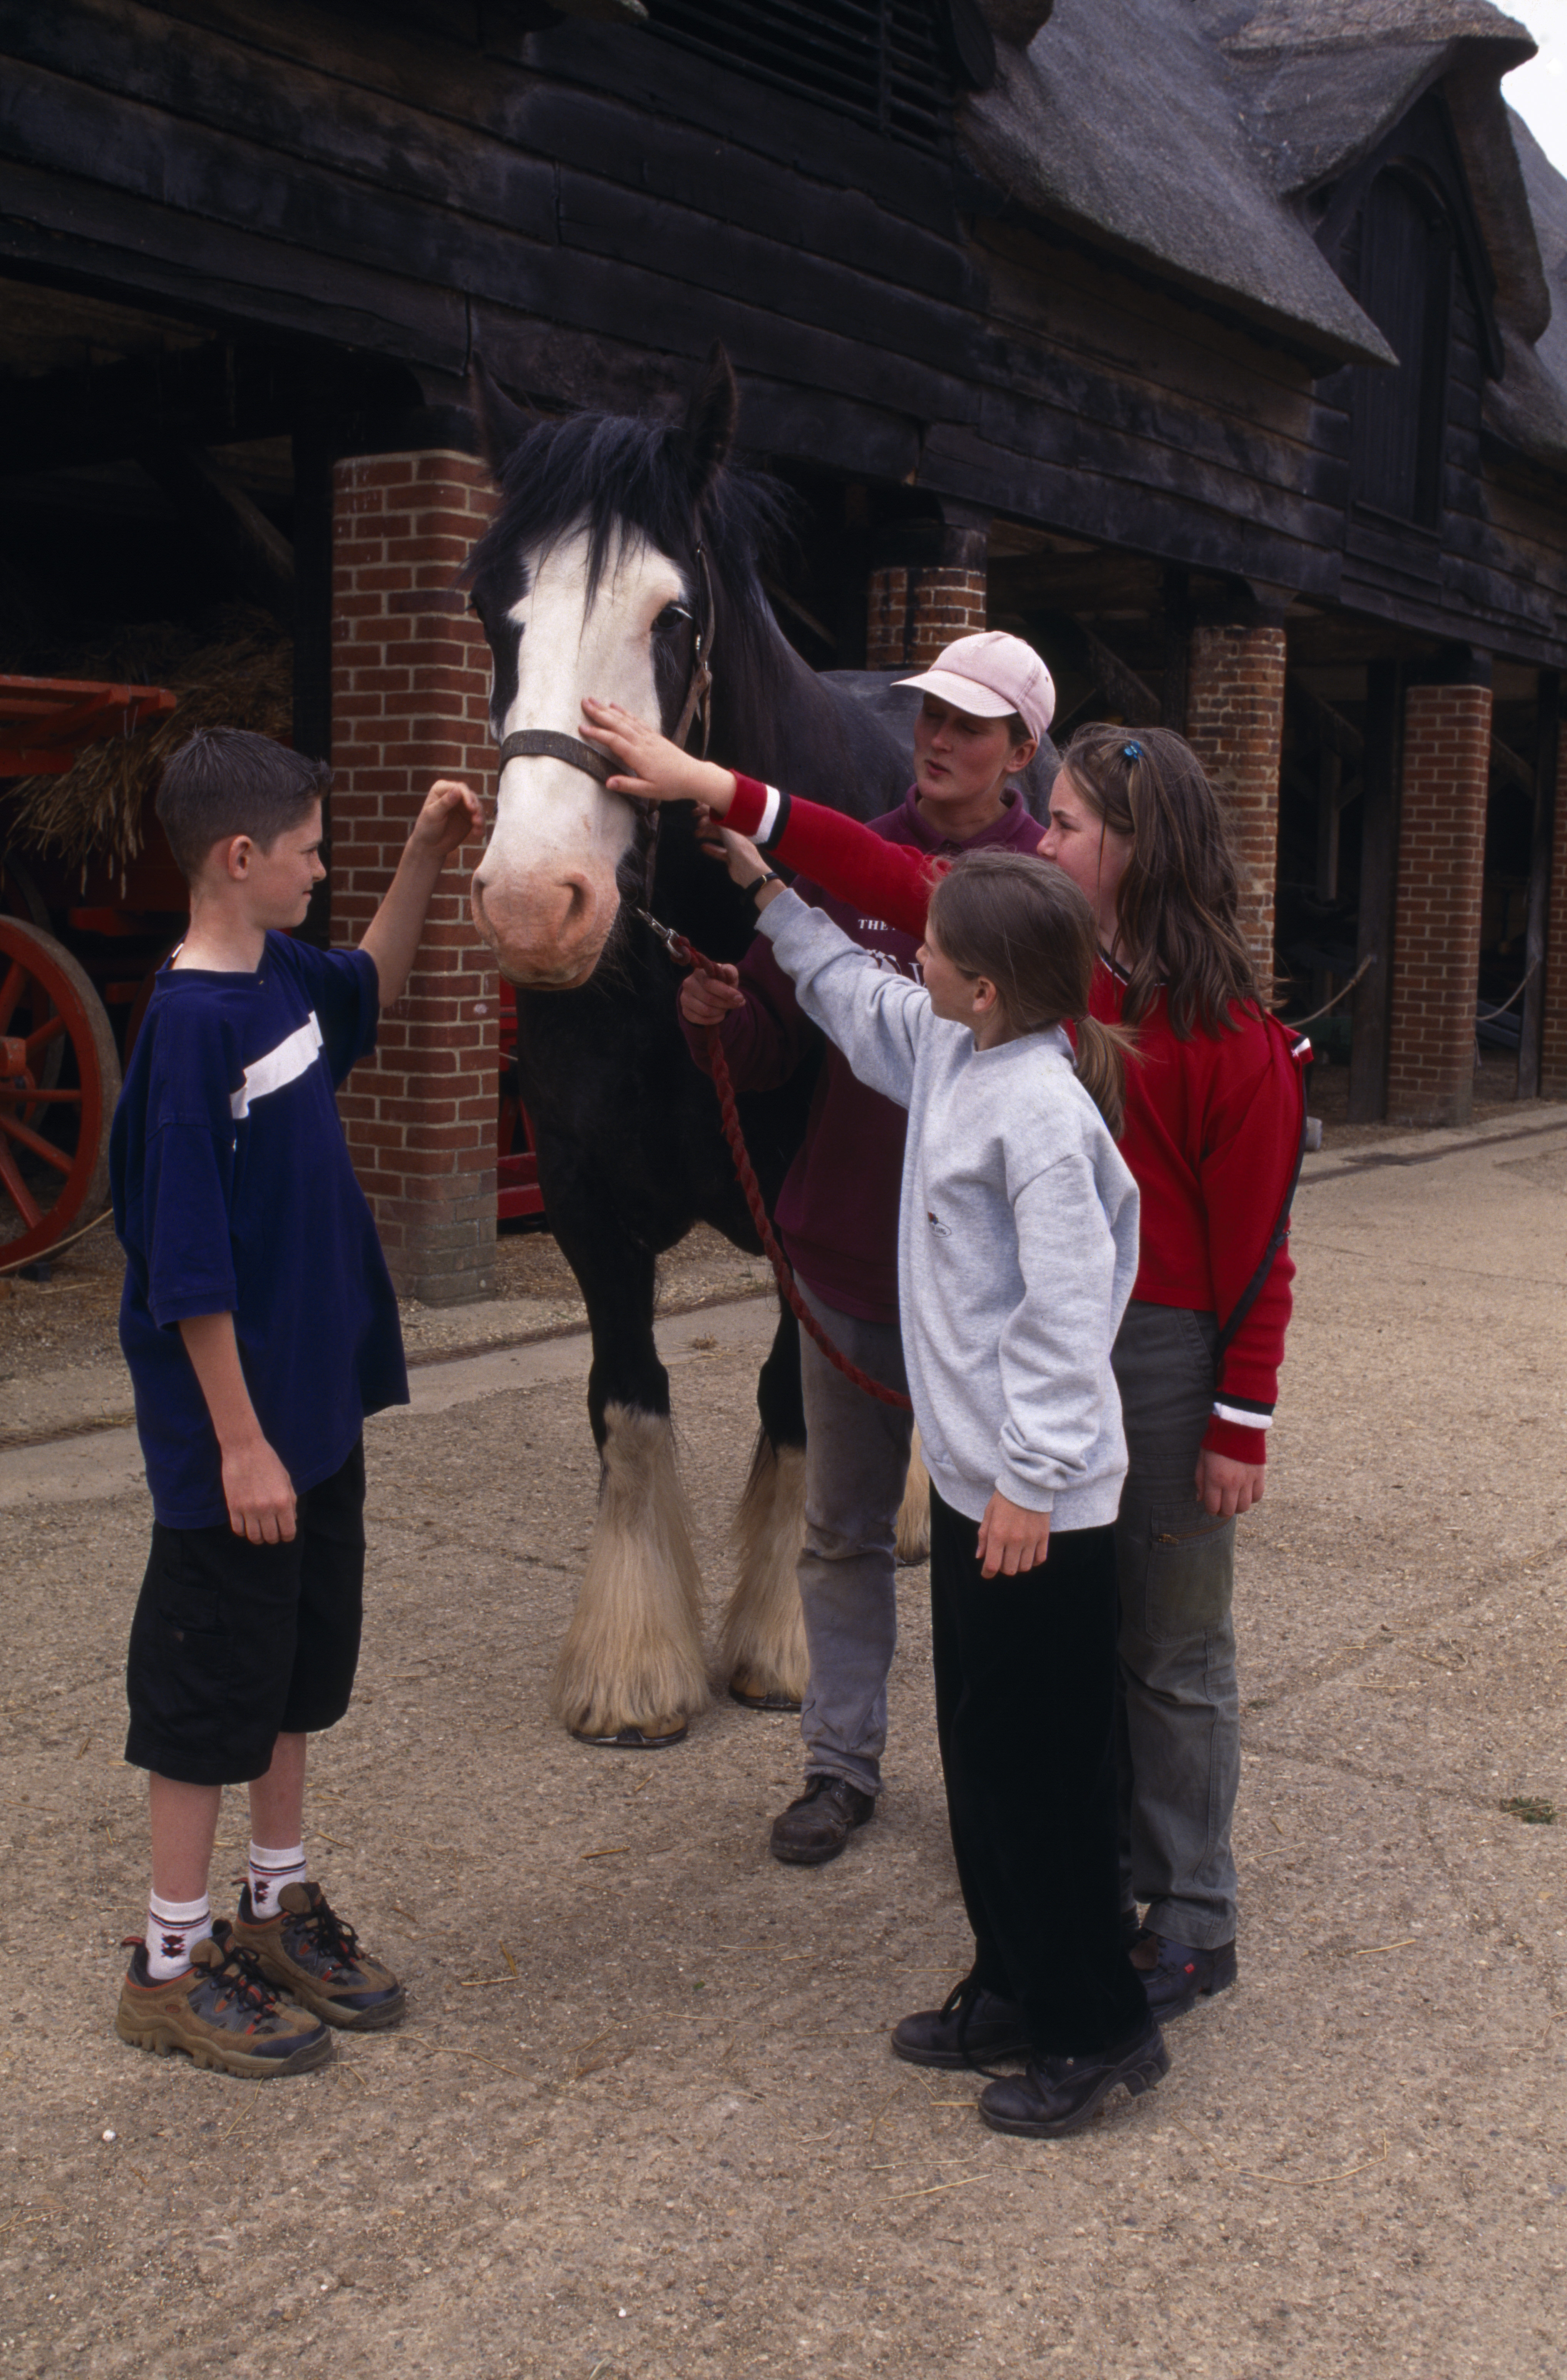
left=230, top=1011, right=324, bottom=1119
left=754, top=783, right=783, bottom=844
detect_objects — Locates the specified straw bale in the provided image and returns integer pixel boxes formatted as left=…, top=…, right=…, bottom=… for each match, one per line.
left=2, top=606, right=291, bottom=877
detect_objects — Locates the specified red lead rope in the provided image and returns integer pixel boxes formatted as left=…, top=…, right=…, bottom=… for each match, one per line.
left=644, top=911, right=914, bottom=1413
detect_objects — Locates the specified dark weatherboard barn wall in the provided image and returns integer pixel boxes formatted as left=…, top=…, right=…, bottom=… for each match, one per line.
left=0, top=1, right=1401, bottom=607
left=7, top=0, right=1567, bottom=1262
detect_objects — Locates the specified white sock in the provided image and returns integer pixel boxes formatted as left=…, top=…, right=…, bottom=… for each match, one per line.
left=146, top=1891, right=211, bottom=1981
left=247, top=1841, right=307, bottom=1918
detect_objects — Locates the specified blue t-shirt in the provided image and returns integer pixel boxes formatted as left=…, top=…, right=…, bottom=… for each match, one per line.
left=111, top=932, right=409, bottom=1528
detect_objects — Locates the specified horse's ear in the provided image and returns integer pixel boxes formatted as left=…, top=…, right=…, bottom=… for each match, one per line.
left=679, top=343, right=738, bottom=504
left=468, top=353, right=530, bottom=473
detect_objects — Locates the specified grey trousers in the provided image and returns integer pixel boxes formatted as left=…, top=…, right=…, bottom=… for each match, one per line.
left=1112, top=1300, right=1240, bottom=1950
left=796, top=1281, right=914, bottom=1798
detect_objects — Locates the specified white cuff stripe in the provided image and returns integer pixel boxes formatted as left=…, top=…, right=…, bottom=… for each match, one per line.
left=1212, top=1400, right=1273, bottom=1430
left=755, top=783, right=782, bottom=843
left=231, top=1011, right=324, bottom=1119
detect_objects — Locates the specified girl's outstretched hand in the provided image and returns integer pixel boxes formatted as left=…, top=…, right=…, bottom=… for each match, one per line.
left=579, top=697, right=737, bottom=811
left=976, top=1491, right=1051, bottom=1579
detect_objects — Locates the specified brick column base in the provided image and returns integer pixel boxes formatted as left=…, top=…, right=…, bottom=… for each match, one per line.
left=1542, top=727, right=1567, bottom=1097
left=1184, top=623, right=1287, bottom=992
left=330, top=448, right=498, bottom=1305
left=1385, top=679, right=1491, bottom=1127
left=866, top=565, right=987, bottom=669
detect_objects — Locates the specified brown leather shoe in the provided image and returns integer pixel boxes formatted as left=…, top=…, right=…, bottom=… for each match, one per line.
left=768, top=1774, right=875, bottom=1866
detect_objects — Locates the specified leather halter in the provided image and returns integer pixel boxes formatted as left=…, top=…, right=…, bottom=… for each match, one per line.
left=492, top=544, right=714, bottom=914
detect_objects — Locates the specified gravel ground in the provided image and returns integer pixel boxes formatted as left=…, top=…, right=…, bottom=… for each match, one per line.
left=0, top=1108, right=1564, bottom=2377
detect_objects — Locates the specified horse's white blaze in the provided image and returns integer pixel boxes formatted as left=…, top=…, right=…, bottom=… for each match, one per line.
left=471, top=528, right=684, bottom=987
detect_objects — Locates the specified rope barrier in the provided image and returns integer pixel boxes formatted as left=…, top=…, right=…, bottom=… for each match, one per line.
left=643, top=911, right=913, bottom=1413
left=1285, top=954, right=1374, bottom=1030
left=1475, top=958, right=1539, bottom=1024
left=1287, top=953, right=1538, bottom=1037
left=0, top=1204, right=113, bottom=1278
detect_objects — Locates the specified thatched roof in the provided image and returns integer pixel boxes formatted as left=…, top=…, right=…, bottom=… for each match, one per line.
left=968, top=0, right=1567, bottom=475
left=1, top=608, right=290, bottom=878
left=963, top=0, right=1399, bottom=370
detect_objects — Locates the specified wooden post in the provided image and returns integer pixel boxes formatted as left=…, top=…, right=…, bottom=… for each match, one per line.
left=1518, top=670, right=1560, bottom=1101
left=1348, top=661, right=1403, bottom=1124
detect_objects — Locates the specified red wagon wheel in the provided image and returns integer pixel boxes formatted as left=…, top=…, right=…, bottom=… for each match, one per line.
left=0, top=917, right=122, bottom=1267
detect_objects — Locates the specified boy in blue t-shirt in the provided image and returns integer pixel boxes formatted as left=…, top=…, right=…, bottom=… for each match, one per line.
left=110, top=727, right=479, bottom=2078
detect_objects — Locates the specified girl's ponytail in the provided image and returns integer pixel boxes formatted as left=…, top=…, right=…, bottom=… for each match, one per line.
left=1071, top=1012, right=1135, bottom=1142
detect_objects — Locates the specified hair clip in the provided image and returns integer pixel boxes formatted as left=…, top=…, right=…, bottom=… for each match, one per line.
left=1122, top=740, right=1143, bottom=764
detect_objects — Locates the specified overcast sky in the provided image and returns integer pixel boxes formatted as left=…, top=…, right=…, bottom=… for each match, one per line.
left=1504, top=0, right=1567, bottom=169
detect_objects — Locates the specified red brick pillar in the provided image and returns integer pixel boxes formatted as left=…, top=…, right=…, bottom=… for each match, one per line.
left=1185, top=622, right=1287, bottom=992
left=330, top=447, right=499, bottom=1305
left=1536, top=725, right=1567, bottom=1097
left=1384, top=677, right=1492, bottom=1127
left=867, top=517, right=987, bottom=669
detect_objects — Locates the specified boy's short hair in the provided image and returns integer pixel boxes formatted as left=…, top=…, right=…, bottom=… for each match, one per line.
left=156, top=729, right=331, bottom=881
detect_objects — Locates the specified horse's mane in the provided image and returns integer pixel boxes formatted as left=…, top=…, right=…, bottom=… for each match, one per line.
left=466, top=409, right=800, bottom=737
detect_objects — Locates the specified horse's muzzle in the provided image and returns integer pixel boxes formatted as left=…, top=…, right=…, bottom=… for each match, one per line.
left=470, top=865, right=615, bottom=989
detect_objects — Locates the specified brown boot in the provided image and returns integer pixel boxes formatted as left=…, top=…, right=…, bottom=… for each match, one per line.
left=229, top=1882, right=406, bottom=2030
left=115, top=1934, right=333, bottom=2079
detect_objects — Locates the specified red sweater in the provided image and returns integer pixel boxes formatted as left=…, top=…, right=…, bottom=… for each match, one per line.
left=682, top=783, right=1046, bottom=1326
left=727, top=775, right=1308, bottom=1465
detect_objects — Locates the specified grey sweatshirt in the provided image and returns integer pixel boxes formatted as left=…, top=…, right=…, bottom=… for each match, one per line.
left=758, top=892, right=1140, bottom=1530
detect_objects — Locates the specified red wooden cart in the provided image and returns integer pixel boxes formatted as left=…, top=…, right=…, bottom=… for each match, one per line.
left=3, top=676, right=547, bottom=1263
left=0, top=675, right=182, bottom=1268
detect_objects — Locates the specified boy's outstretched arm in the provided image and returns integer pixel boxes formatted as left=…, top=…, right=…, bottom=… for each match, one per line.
left=360, top=778, right=482, bottom=1010
left=177, top=1312, right=296, bottom=1544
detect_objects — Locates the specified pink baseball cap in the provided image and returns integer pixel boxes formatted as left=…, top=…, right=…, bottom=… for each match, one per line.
left=897, top=631, right=1055, bottom=744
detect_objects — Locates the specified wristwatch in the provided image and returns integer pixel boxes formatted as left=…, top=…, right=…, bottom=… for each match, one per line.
left=743, top=871, right=782, bottom=901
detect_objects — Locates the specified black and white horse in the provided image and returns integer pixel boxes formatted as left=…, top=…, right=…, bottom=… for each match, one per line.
left=464, top=350, right=1043, bottom=1747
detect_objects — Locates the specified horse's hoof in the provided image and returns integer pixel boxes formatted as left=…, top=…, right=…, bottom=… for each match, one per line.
left=727, top=1680, right=803, bottom=1714
left=570, top=1719, right=690, bottom=1750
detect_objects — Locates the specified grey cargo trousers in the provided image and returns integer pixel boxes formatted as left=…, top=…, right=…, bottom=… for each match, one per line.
left=795, top=1280, right=914, bottom=1798
left=1112, top=1300, right=1241, bottom=1950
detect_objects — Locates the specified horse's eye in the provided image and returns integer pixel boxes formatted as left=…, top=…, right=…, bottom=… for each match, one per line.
left=656, top=603, right=693, bottom=634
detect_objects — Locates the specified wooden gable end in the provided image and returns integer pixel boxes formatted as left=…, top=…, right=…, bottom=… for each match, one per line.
left=1306, top=90, right=1563, bottom=653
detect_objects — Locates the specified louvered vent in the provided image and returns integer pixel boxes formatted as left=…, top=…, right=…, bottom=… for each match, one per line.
left=645, top=0, right=955, bottom=155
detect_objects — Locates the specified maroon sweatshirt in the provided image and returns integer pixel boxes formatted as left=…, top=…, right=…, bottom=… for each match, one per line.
left=680, top=783, right=1046, bottom=1327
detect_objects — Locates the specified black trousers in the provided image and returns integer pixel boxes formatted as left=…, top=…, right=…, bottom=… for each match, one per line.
left=928, top=1487, right=1150, bottom=2059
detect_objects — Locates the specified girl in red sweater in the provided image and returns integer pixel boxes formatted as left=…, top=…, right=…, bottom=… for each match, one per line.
left=581, top=701, right=1308, bottom=2026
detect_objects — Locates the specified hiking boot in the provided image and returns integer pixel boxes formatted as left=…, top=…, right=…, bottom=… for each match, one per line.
left=978, top=2018, right=1169, bottom=2138
left=115, top=1933, right=333, bottom=2079
left=1130, top=1931, right=1238, bottom=2019
left=768, top=1774, right=876, bottom=1867
left=892, top=1977, right=1031, bottom=2069
left=230, top=1882, right=406, bottom=2031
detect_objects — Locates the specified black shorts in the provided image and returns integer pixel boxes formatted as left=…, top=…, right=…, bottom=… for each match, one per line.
left=124, top=1441, right=366, bottom=1786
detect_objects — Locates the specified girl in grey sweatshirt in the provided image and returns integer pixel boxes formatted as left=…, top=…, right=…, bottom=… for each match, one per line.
left=748, top=843, right=1171, bottom=2139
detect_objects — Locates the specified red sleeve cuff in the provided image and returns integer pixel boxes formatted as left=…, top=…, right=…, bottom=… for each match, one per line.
left=1202, top=1416, right=1268, bottom=1465
left=728, top=773, right=768, bottom=836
